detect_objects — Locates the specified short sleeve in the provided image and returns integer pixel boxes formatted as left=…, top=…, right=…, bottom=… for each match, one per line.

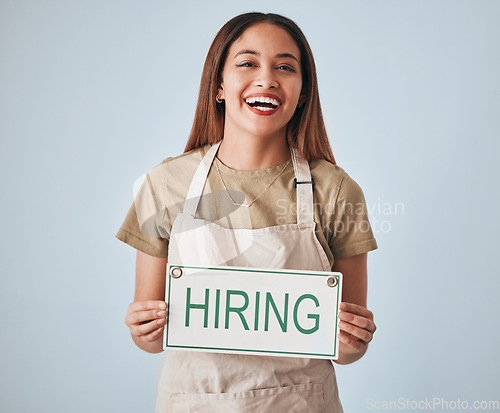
left=328, top=173, right=378, bottom=259
left=116, top=170, right=170, bottom=259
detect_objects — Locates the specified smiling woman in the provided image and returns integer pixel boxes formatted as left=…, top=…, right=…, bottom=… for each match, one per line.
left=117, top=11, right=377, bottom=413
left=185, top=12, right=335, bottom=165
left=217, top=23, right=303, bottom=154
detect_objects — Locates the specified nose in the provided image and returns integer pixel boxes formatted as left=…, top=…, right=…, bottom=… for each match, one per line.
left=255, top=67, right=279, bottom=89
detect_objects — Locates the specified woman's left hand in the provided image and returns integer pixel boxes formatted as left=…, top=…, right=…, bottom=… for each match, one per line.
left=336, top=302, right=376, bottom=364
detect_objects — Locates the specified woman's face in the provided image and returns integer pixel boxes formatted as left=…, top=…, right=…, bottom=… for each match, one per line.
left=219, top=22, right=303, bottom=143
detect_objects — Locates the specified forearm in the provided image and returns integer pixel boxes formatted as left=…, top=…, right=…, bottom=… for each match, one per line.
left=131, top=333, right=164, bottom=354
left=127, top=252, right=168, bottom=354
left=332, top=255, right=375, bottom=366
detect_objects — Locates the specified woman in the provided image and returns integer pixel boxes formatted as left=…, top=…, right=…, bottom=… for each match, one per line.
left=118, top=12, right=377, bottom=412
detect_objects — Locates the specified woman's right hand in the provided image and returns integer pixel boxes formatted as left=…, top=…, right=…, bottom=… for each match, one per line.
left=124, top=300, right=167, bottom=343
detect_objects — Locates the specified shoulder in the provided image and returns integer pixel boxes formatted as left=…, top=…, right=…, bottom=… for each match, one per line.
left=159, top=144, right=210, bottom=170
left=309, top=159, right=367, bottom=204
left=146, top=144, right=210, bottom=183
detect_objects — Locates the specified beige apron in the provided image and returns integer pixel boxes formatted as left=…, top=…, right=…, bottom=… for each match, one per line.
left=156, top=141, right=343, bottom=412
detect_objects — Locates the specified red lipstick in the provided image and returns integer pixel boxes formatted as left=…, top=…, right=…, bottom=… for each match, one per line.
left=244, top=93, right=282, bottom=116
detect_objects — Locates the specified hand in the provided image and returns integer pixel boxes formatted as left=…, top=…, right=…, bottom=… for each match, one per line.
left=336, top=302, right=376, bottom=364
left=124, top=300, right=167, bottom=343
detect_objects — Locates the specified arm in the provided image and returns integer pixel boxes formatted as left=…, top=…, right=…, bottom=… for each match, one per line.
left=124, top=250, right=168, bottom=354
left=332, top=252, right=376, bottom=365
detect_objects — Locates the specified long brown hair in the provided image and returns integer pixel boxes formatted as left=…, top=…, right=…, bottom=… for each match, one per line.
left=184, top=12, right=336, bottom=164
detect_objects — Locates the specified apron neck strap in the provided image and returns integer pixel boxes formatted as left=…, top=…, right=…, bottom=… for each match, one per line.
left=290, top=146, right=314, bottom=225
left=182, top=141, right=221, bottom=218
left=182, top=141, right=314, bottom=225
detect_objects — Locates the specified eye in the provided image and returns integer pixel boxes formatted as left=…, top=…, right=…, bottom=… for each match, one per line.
left=277, top=65, right=295, bottom=72
left=236, top=62, right=255, bottom=68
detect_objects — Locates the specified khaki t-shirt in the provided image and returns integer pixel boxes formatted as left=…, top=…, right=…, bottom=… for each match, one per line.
left=116, top=143, right=377, bottom=267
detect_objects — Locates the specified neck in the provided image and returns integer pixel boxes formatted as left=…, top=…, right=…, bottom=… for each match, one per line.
left=217, top=131, right=291, bottom=171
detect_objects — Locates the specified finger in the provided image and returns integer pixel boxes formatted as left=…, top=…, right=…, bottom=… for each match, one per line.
left=131, top=318, right=167, bottom=337
left=143, top=326, right=165, bottom=343
left=128, top=300, right=167, bottom=313
left=339, top=302, right=373, bottom=319
left=126, top=309, right=167, bottom=326
left=338, top=312, right=376, bottom=333
left=338, top=332, right=366, bottom=352
left=338, top=321, right=373, bottom=343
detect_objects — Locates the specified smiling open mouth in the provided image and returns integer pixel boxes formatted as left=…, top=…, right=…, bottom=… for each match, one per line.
left=245, top=96, right=281, bottom=112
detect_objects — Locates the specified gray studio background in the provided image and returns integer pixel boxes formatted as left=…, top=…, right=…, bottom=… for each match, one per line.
left=1, top=0, right=499, bottom=412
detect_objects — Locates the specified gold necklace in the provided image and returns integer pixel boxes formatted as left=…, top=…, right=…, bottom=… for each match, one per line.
left=214, top=157, right=292, bottom=208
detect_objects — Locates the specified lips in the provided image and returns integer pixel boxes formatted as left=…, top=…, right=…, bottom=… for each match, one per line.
left=244, top=93, right=282, bottom=116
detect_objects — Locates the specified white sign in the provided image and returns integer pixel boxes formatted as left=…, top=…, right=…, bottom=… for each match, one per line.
left=164, top=264, right=343, bottom=359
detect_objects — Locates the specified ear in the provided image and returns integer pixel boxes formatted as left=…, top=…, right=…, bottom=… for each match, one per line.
left=298, top=94, right=306, bottom=107
left=218, top=83, right=224, bottom=100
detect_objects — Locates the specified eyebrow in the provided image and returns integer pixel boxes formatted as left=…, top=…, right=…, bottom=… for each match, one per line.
left=234, top=49, right=299, bottom=62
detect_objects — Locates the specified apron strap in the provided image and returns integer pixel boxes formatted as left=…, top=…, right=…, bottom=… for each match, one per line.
left=291, top=147, right=314, bottom=225
left=182, top=141, right=221, bottom=217
left=183, top=141, right=314, bottom=225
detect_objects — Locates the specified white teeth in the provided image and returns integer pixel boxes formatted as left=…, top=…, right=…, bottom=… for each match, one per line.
left=245, top=96, right=280, bottom=106
left=254, top=106, right=274, bottom=111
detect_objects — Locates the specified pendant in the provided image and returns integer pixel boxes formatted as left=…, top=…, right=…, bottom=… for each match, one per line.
left=232, top=201, right=251, bottom=207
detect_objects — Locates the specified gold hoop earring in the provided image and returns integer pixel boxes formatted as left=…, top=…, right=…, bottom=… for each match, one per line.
left=216, top=94, right=224, bottom=104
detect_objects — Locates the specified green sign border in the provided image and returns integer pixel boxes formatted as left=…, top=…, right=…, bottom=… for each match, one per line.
left=165, top=264, right=341, bottom=359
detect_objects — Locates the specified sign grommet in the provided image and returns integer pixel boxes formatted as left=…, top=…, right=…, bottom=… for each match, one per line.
left=327, top=276, right=337, bottom=288
left=170, top=266, right=183, bottom=279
